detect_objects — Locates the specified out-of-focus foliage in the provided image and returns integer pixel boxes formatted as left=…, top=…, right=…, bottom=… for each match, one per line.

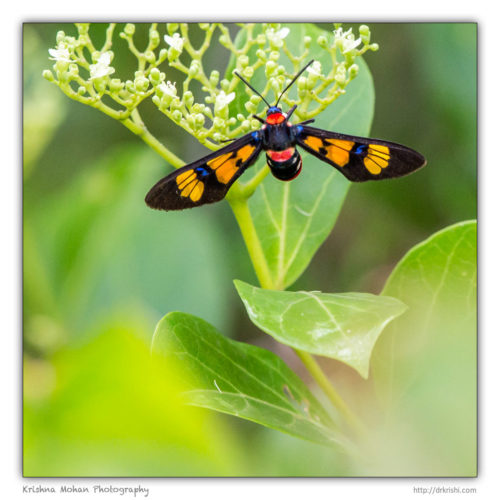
left=370, top=221, right=476, bottom=476
left=23, top=23, right=476, bottom=476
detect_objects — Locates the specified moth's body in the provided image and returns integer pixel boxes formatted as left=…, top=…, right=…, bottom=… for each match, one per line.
left=258, top=106, right=303, bottom=181
left=145, top=60, right=426, bottom=212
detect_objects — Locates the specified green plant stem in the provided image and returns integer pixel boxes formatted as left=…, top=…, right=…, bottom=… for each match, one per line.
left=293, top=349, right=366, bottom=437
left=122, top=109, right=185, bottom=168
left=228, top=197, right=274, bottom=289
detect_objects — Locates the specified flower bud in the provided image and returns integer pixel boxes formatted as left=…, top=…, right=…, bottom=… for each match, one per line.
left=42, top=69, right=55, bottom=82
left=172, top=110, right=182, bottom=122
left=109, top=78, right=124, bottom=92
left=317, top=35, right=328, bottom=48
left=93, top=78, right=107, bottom=94
left=124, top=23, right=135, bottom=36
left=125, top=80, right=135, bottom=93
left=297, top=76, right=307, bottom=90
left=359, top=25, right=370, bottom=44
left=213, top=117, right=225, bottom=129
left=270, top=78, right=281, bottom=95
left=265, top=61, right=277, bottom=77
left=188, top=61, right=200, bottom=77
left=237, top=55, right=249, bottom=68
left=135, top=77, right=149, bottom=93
left=149, top=68, right=162, bottom=84
left=245, top=101, right=257, bottom=114
left=250, top=95, right=261, bottom=106
left=149, top=29, right=160, bottom=48
left=144, top=50, right=155, bottom=63
left=348, top=64, right=359, bottom=79
left=220, top=79, right=230, bottom=92
left=167, top=23, right=179, bottom=35
left=183, top=90, right=194, bottom=108
left=242, top=67, right=254, bottom=79
left=218, top=34, right=229, bottom=46
left=209, top=70, right=220, bottom=87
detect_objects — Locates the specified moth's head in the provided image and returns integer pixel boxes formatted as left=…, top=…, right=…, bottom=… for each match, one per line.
left=266, top=106, right=282, bottom=116
left=265, top=106, right=286, bottom=125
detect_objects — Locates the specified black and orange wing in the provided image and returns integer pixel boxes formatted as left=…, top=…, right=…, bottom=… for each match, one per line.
left=296, top=125, right=426, bottom=182
left=145, top=133, right=262, bottom=211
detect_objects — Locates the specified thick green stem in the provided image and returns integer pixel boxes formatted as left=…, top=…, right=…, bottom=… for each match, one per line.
left=228, top=197, right=274, bottom=290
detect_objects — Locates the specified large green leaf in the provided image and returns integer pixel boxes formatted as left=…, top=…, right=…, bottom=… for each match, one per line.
left=370, top=220, right=477, bottom=476
left=151, top=311, right=348, bottom=448
left=235, top=280, right=407, bottom=378
left=228, top=24, right=375, bottom=289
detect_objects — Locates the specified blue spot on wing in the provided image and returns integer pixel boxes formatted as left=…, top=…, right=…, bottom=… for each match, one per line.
left=195, top=166, right=210, bottom=177
left=354, top=144, right=368, bottom=155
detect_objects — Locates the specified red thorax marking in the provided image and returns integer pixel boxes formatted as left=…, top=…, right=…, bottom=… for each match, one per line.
left=268, top=147, right=295, bottom=162
left=266, top=112, right=286, bottom=125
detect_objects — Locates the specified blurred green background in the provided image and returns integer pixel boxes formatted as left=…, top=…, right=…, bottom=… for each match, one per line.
left=23, top=23, right=476, bottom=476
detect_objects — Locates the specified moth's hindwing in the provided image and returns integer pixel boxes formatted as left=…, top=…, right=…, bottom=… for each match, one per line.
left=296, top=125, right=426, bottom=182
left=145, top=134, right=262, bottom=211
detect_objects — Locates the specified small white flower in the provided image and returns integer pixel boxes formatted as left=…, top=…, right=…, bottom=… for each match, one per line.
left=48, top=44, right=71, bottom=62
left=266, top=27, right=290, bottom=47
left=333, top=27, right=361, bottom=54
left=307, top=61, right=322, bottom=76
left=89, top=52, right=115, bottom=79
left=214, top=91, right=235, bottom=112
left=342, top=36, right=361, bottom=54
left=276, top=27, right=290, bottom=39
left=164, top=33, right=184, bottom=52
left=158, top=81, right=177, bottom=97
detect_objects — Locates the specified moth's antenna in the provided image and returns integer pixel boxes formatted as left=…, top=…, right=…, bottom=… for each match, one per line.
left=275, top=59, right=315, bottom=106
left=234, top=71, right=272, bottom=108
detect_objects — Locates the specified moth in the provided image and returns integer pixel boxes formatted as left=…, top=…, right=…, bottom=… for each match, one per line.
left=146, top=60, right=426, bottom=211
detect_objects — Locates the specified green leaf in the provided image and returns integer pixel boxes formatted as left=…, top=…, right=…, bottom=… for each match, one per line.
left=228, top=24, right=375, bottom=289
left=151, top=311, right=347, bottom=448
left=235, top=280, right=407, bottom=378
left=371, top=221, right=477, bottom=476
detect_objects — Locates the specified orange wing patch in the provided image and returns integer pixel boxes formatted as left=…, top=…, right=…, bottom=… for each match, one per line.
left=303, top=135, right=323, bottom=152
left=324, top=138, right=354, bottom=167
left=303, top=136, right=354, bottom=167
left=176, top=169, right=205, bottom=202
left=207, top=144, right=257, bottom=185
left=363, top=144, right=390, bottom=175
